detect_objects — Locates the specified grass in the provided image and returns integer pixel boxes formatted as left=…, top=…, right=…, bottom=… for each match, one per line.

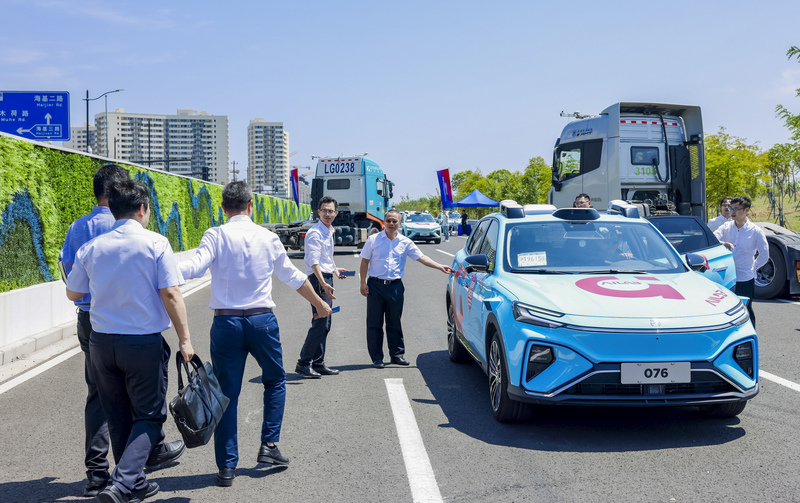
left=748, top=194, right=800, bottom=231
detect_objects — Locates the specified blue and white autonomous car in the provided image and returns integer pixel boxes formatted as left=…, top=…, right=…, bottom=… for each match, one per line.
left=446, top=201, right=758, bottom=422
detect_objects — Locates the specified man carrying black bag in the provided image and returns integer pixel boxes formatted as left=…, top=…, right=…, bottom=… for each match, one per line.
left=178, top=182, right=331, bottom=488
left=66, top=180, right=194, bottom=503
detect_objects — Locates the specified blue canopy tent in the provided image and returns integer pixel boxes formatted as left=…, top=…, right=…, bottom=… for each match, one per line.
left=452, top=189, right=498, bottom=235
left=453, top=189, right=499, bottom=207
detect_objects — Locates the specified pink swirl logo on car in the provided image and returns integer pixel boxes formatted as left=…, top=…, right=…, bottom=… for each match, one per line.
left=575, top=276, right=685, bottom=300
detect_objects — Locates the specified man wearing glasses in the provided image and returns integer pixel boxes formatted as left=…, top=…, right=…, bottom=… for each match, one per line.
left=713, top=195, right=769, bottom=326
left=573, top=194, right=592, bottom=208
left=707, top=196, right=733, bottom=232
left=296, top=196, right=350, bottom=378
left=359, top=210, right=454, bottom=368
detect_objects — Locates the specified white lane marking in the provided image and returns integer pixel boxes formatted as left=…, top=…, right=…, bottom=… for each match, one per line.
left=0, top=278, right=211, bottom=395
left=385, top=378, right=443, bottom=503
left=436, top=250, right=454, bottom=258
left=776, top=299, right=800, bottom=305
left=760, top=370, right=800, bottom=392
left=0, top=347, right=81, bottom=395
left=182, top=277, right=212, bottom=297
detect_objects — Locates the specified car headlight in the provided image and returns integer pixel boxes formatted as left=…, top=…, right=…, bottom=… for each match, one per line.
left=726, top=301, right=750, bottom=326
left=527, top=345, right=556, bottom=381
left=512, top=301, right=565, bottom=329
left=733, top=341, right=754, bottom=378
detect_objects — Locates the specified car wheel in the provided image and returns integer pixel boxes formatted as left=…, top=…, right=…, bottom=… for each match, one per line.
left=488, top=334, right=532, bottom=422
left=434, top=238, right=441, bottom=244
left=447, top=299, right=470, bottom=363
left=700, top=401, right=747, bottom=417
left=754, top=242, right=788, bottom=299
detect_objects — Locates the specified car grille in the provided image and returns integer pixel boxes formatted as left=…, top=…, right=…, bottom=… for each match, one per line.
left=564, top=372, right=737, bottom=396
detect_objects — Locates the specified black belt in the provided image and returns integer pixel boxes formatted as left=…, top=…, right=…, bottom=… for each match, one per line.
left=370, top=277, right=402, bottom=285
left=214, top=308, right=273, bottom=317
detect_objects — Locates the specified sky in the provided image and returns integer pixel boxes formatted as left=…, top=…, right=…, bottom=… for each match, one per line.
left=2, top=0, right=800, bottom=200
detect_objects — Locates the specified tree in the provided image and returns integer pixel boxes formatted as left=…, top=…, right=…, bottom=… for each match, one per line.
left=450, top=170, right=473, bottom=195
left=776, top=46, right=800, bottom=144
left=522, top=156, right=552, bottom=204
left=704, top=128, right=768, bottom=210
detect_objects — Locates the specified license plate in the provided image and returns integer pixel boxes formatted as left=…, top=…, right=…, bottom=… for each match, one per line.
left=421, top=232, right=431, bottom=236
left=620, top=362, right=691, bottom=384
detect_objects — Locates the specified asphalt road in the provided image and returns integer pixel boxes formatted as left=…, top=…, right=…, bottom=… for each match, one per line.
left=2, top=235, right=800, bottom=502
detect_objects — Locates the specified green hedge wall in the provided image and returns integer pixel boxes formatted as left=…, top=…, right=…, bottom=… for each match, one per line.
left=0, top=134, right=310, bottom=293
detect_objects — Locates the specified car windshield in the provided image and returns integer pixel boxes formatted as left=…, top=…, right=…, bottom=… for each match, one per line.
left=448, top=212, right=459, bottom=219
left=503, top=220, right=685, bottom=274
left=407, top=214, right=436, bottom=223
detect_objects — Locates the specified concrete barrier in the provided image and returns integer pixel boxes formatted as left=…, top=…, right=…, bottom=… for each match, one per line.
left=0, top=249, right=200, bottom=367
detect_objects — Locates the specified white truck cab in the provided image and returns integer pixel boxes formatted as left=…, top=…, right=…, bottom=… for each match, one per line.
left=549, top=102, right=706, bottom=218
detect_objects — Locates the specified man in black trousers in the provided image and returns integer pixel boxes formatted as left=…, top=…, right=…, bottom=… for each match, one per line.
left=66, top=180, right=194, bottom=503
left=59, top=166, right=185, bottom=498
left=359, top=209, right=453, bottom=368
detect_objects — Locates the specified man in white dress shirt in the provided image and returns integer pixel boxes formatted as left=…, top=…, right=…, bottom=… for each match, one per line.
left=713, top=195, right=769, bottom=326
left=359, top=209, right=453, bottom=368
left=178, top=182, right=332, bottom=488
left=295, top=196, right=349, bottom=378
left=707, top=196, right=732, bottom=232
left=66, top=180, right=194, bottom=503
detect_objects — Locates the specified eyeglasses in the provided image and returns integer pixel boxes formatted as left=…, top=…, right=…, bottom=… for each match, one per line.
left=319, top=209, right=337, bottom=215
left=728, top=207, right=746, bottom=213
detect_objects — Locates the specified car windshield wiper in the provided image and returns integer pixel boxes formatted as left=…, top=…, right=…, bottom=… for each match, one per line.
left=510, top=269, right=574, bottom=274
left=578, top=269, right=648, bottom=274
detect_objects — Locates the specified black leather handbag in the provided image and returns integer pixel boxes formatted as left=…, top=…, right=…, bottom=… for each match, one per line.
left=169, top=353, right=230, bottom=448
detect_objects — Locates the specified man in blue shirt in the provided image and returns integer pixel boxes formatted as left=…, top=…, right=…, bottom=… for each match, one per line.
left=60, top=165, right=186, bottom=498
left=66, top=180, right=194, bottom=503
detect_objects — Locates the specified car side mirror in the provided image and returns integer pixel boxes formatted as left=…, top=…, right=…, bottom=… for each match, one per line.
left=465, top=254, right=490, bottom=273
left=685, top=253, right=708, bottom=273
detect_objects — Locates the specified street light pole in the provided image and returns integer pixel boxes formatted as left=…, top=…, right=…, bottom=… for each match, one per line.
left=83, top=89, right=123, bottom=156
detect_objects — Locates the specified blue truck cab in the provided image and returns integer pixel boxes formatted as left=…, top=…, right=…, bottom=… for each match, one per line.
left=309, top=155, right=394, bottom=247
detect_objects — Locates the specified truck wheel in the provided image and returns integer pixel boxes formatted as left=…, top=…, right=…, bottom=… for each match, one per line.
left=755, top=242, right=789, bottom=299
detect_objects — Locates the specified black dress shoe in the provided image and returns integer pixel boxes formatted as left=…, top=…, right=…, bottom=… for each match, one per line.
left=257, top=443, right=289, bottom=465
left=216, top=468, right=236, bottom=487
left=84, top=477, right=109, bottom=497
left=373, top=360, right=385, bottom=369
left=145, top=440, right=185, bottom=471
left=295, top=363, right=322, bottom=378
left=130, top=481, right=159, bottom=503
left=391, top=356, right=410, bottom=366
left=96, top=484, right=128, bottom=503
left=312, top=364, right=340, bottom=375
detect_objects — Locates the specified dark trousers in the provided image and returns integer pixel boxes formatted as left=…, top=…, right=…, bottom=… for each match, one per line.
left=366, top=277, right=405, bottom=362
left=734, top=279, right=756, bottom=327
left=79, top=313, right=168, bottom=484
left=90, top=332, right=167, bottom=495
left=77, top=310, right=110, bottom=483
left=298, top=274, right=334, bottom=366
left=211, top=312, right=285, bottom=469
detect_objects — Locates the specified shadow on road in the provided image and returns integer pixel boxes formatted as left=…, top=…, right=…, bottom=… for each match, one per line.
left=0, top=466, right=287, bottom=502
left=416, top=350, right=747, bottom=453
